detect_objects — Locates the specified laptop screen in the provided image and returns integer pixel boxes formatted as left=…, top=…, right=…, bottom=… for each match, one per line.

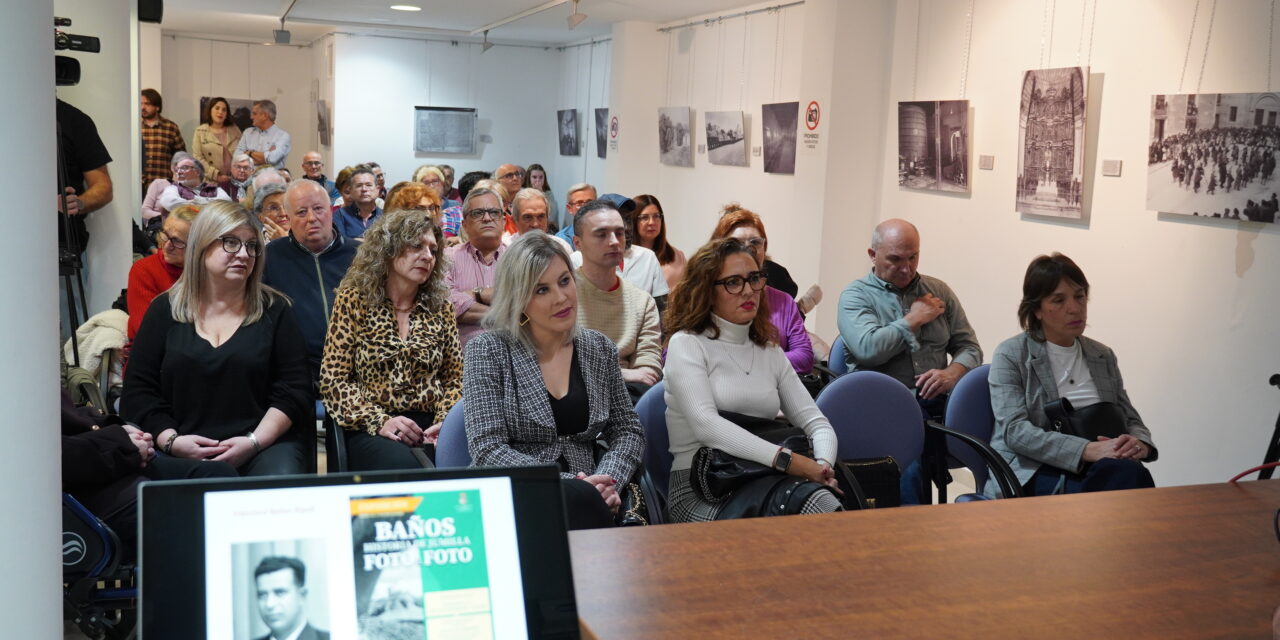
left=140, top=466, right=579, bottom=639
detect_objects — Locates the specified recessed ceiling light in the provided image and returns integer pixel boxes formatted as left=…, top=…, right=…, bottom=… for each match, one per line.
left=390, top=4, right=421, bottom=10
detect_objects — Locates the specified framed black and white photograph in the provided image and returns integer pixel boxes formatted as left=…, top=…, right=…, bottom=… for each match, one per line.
left=558, top=109, right=579, bottom=156
left=898, top=100, right=969, bottom=192
left=595, top=108, right=608, bottom=159
left=316, top=99, right=331, bottom=147
left=413, top=106, right=477, bottom=154
left=199, top=96, right=255, bottom=133
left=230, top=539, right=330, bottom=640
left=706, top=110, right=748, bottom=167
left=1147, top=92, right=1280, bottom=223
left=658, top=106, right=693, bottom=167
left=762, top=102, right=799, bottom=174
left=1016, top=66, right=1088, bottom=218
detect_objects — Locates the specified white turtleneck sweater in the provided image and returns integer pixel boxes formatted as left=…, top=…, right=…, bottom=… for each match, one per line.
left=663, top=315, right=838, bottom=472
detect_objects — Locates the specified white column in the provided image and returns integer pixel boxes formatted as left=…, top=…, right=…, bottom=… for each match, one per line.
left=603, top=21, right=665, bottom=196
left=0, top=1, right=63, bottom=637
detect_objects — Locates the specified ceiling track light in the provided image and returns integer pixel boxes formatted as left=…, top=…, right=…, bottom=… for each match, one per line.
left=567, top=0, right=587, bottom=30
left=482, top=29, right=495, bottom=52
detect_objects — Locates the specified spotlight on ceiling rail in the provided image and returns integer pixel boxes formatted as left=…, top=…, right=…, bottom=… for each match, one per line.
left=482, top=30, right=494, bottom=52
left=567, top=0, right=587, bottom=30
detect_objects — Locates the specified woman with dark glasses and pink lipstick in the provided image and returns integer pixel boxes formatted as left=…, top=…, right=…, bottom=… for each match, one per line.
left=986, top=253, right=1157, bottom=497
left=661, top=238, right=841, bottom=522
left=320, top=209, right=462, bottom=472
left=463, top=232, right=645, bottom=530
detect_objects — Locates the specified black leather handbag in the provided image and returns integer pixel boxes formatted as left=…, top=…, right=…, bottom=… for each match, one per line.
left=1043, top=398, right=1126, bottom=441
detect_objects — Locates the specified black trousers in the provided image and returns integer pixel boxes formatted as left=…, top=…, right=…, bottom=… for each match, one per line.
left=239, top=432, right=308, bottom=476
left=344, top=429, right=433, bottom=471
left=561, top=477, right=614, bottom=530
left=1024, top=458, right=1156, bottom=496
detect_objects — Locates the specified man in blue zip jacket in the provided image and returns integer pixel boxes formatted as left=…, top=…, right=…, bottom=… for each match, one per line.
left=263, top=179, right=357, bottom=382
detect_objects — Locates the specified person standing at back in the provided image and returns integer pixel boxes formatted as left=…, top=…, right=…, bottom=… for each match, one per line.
left=140, top=89, right=185, bottom=196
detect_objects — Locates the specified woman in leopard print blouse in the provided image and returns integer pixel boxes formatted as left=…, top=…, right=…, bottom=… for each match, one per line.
left=319, top=209, right=463, bottom=471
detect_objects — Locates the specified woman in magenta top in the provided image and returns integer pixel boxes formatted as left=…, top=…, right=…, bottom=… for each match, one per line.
left=127, top=204, right=198, bottom=342
left=708, top=205, right=814, bottom=374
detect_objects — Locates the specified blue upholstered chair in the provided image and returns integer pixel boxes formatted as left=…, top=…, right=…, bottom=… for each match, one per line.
left=811, top=336, right=850, bottom=386
left=634, top=381, right=672, bottom=501
left=938, top=365, right=1024, bottom=501
left=434, top=400, right=472, bottom=468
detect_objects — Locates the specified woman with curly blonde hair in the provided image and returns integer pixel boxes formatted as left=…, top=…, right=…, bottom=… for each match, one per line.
left=319, top=208, right=461, bottom=470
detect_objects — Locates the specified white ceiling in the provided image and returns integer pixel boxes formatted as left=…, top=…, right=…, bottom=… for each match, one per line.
left=159, top=0, right=759, bottom=45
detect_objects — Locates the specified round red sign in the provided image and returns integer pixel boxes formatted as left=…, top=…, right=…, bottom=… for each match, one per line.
left=805, top=101, right=820, bottom=131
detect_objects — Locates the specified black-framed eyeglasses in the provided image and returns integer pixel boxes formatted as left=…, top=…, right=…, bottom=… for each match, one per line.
left=465, top=208, right=504, bottom=220
left=218, top=236, right=262, bottom=257
left=156, top=231, right=187, bottom=250
left=714, top=271, right=768, bottom=295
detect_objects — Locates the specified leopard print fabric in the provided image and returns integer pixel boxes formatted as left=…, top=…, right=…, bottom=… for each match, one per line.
left=319, top=286, right=463, bottom=435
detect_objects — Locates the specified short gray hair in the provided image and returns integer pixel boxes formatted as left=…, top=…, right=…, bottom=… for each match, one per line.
left=511, top=188, right=548, bottom=217
left=232, top=152, right=253, bottom=166
left=253, top=182, right=288, bottom=214
left=253, top=99, right=277, bottom=121
left=170, top=151, right=204, bottom=181
left=482, top=231, right=577, bottom=351
left=462, top=186, right=503, bottom=213
left=252, top=168, right=285, bottom=191
left=566, top=182, right=596, bottom=203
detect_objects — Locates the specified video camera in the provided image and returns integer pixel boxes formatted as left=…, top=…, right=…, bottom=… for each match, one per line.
left=55, top=17, right=100, bottom=87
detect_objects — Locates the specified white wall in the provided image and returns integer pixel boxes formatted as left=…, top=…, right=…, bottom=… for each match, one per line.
left=160, top=36, right=317, bottom=175
left=868, top=0, right=1280, bottom=487
left=331, top=34, right=564, bottom=186
left=550, top=39, right=611, bottom=203
left=140, top=21, right=162, bottom=92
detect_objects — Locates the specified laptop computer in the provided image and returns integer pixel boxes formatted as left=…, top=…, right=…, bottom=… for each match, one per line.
left=139, top=466, right=579, bottom=639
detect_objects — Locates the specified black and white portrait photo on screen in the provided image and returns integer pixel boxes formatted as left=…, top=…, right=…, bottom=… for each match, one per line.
left=595, top=108, right=608, bottom=159
left=232, top=539, right=330, bottom=640
left=706, top=110, right=748, bottom=167
left=898, top=100, right=970, bottom=192
left=558, top=109, right=579, bottom=156
left=658, top=106, right=693, bottom=167
left=1016, top=66, right=1088, bottom=219
left=1146, top=92, right=1280, bottom=223
left=762, top=102, right=799, bottom=174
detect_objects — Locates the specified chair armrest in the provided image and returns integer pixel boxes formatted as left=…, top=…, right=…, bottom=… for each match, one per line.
left=925, top=420, right=1025, bottom=499
left=323, top=412, right=348, bottom=473
left=811, top=362, right=840, bottom=385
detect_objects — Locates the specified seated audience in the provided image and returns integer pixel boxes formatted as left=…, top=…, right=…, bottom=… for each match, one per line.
left=332, top=165, right=355, bottom=210
left=383, top=180, right=443, bottom=226
left=191, top=96, right=242, bottom=181
left=572, top=200, right=662, bottom=402
left=127, top=204, right=199, bottom=342
left=141, top=173, right=173, bottom=233
left=263, top=180, right=358, bottom=381
left=278, top=167, right=292, bottom=182
left=334, top=165, right=382, bottom=238
left=158, top=152, right=230, bottom=212
left=632, top=194, right=687, bottom=291
left=510, top=187, right=571, bottom=252
left=122, top=200, right=312, bottom=476
left=440, top=164, right=460, bottom=202
left=494, top=163, right=524, bottom=214
left=413, top=164, right=459, bottom=210
left=320, top=209, right=461, bottom=471
left=709, top=205, right=814, bottom=374
left=463, top=232, right=645, bottom=530
left=300, top=150, right=340, bottom=202
left=554, top=183, right=595, bottom=245
left=242, top=166, right=286, bottom=210
left=571, top=194, right=669, bottom=306
left=988, top=253, right=1157, bottom=497
left=450, top=171, right=493, bottom=238
left=445, top=186, right=507, bottom=349
left=218, top=153, right=254, bottom=203
left=522, top=163, right=560, bottom=229
left=663, top=238, right=840, bottom=522
left=253, top=182, right=290, bottom=242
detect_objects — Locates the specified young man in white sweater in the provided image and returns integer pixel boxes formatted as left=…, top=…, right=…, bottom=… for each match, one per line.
left=571, top=201, right=663, bottom=402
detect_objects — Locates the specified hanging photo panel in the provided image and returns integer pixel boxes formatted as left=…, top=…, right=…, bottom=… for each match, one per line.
left=557, top=109, right=579, bottom=156
left=762, top=102, right=799, bottom=174
left=1147, top=92, right=1279, bottom=223
left=706, top=110, right=748, bottom=167
left=595, top=108, right=608, bottom=159
left=897, top=100, right=970, bottom=192
left=658, top=106, right=693, bottom=167
left=1016, top=66, right=1088, bottom=218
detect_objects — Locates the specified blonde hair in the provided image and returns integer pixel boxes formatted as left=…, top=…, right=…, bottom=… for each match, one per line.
left=482, top=231, right=577, bottom=351
left=168, top=200, right=285, bottom=325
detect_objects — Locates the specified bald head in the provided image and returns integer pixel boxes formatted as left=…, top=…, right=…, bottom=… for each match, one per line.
left=495, top=164, right=524, bottom=204
left=284, top=179, right=334, bottom=251
left=868, top=218, right=921, bottom=288
left=301, top=151, right=324, bottom=179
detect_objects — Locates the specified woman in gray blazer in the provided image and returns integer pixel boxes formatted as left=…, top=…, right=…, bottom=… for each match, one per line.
left=987, top=253, right=1156, bottom=497
left=463, top=232, right=645, bottom=529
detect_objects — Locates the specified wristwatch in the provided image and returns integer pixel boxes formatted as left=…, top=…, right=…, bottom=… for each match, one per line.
left=472, top=287, right=484, bottom=304
left=773, top=447, right=793, bottom=472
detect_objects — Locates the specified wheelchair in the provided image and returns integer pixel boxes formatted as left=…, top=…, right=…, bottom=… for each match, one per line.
left=63, top=492, right=137, bottom=640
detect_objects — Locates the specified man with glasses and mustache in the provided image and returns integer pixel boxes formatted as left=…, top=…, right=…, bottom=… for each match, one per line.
left=572, top=200, right=662, bottom=403
left=445, top=186, right=508, bottom=348
left=299, top=151, right=340, bottom=203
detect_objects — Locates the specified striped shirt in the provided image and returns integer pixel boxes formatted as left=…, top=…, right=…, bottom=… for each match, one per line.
left=140, top=116, right=185, bottom=187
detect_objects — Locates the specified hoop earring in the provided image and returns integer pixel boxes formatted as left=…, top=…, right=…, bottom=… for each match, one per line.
left=519, top=314, right=530, bottom=327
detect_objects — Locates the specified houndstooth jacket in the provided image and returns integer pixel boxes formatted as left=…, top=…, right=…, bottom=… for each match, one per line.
left=462, top=328, right=645, bottom=482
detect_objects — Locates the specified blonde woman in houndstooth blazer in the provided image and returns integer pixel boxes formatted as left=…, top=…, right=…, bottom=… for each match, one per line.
left=463, top=231, right=645, bottom=529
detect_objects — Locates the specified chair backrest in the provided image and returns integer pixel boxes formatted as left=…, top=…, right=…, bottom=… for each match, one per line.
left=828, top=336, right=849, bottom=376
left=815, top=371, right=923, bottom=470
left=634, top=381, right=672, bottom=498
left=943, top=364, right=994, bottom=490
left=435, top=400, right=472, bottom=468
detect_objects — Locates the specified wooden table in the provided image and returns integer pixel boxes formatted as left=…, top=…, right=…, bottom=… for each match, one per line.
left=569, top=482, right=1280, bottom=639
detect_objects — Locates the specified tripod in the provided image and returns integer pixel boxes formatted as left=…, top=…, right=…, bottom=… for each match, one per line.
left=57, top=118, right=89, bottom=368
left=1258, top=374, right=1280, bottom=480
